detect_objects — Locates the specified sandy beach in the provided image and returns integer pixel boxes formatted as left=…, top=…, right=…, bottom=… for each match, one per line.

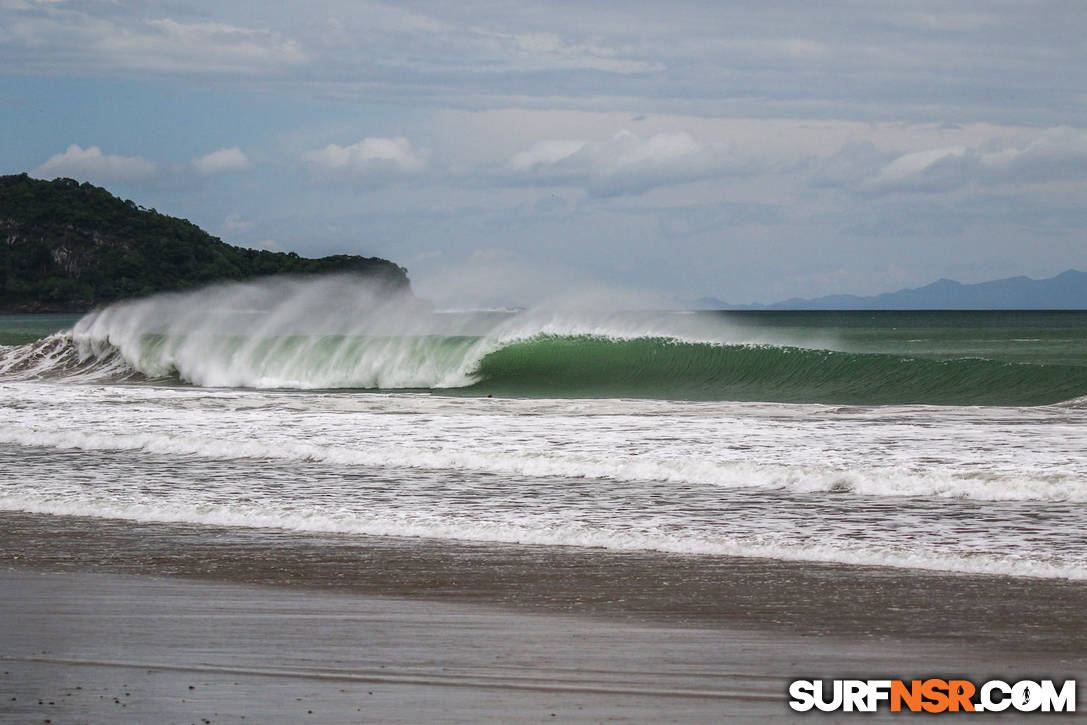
left=2, top=511, right=1085, bottom=723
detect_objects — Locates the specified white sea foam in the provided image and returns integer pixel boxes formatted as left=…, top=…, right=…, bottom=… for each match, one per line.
left=1, top=380, right=1085, bottom=579
left=2, top=491, right=1082, bottom=580
left=0, top=334, right=134, bottom=382
left=0, top=418, right=1082, bottom=503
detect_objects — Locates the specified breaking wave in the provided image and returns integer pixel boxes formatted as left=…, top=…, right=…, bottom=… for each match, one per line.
left=2, top=276, right=1086, bottom=405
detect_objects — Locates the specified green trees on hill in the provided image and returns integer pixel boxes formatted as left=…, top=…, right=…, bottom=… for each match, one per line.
left=0, top=174, right=410, bottom=312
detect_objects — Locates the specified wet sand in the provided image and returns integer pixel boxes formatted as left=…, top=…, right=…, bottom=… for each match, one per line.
left=2, top=511, right=1086, bottom=722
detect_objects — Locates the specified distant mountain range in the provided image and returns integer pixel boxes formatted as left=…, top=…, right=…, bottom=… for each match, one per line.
left=693, top=270, right=1087, bottom=310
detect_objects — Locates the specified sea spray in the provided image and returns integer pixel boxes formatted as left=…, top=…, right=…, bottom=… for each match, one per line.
left=68, top=275, right=479, bottom=388
left=44, top=276, right=766, bottom=390
left=2, top=277, right=1087, bottom=405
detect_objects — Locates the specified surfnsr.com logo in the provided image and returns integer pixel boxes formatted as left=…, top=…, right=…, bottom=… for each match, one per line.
left=788, top=679, right=1076, bottom=713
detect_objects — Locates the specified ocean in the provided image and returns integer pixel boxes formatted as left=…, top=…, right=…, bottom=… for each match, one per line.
left=1, top=277, right=1086, bottom=583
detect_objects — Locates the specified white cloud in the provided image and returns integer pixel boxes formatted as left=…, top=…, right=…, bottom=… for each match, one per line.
left=892, top=10, right=997, bottom=31
left=137, top=19, right=306, bottom=72
left=302, top=137, right=428, bottom=178
left=33, top=144, right=158, bottom=183
left=192, top=146, right=252, bottom=175
left=495, top=30, right=660, bottom=74
left=976, top=126, right=1087, bottom=179
left=0, top=9, right=306, bottom=77
left=815, top=127, right=1087, bottom=195
left=1, top=2, right=1082, bottom=127
left=510, top=140, right=587, bottom=171
left=876, top=146, right=968, bottom=184
left=506, top=130, right=749, bottom=196
left=99, top=18, right=307, bottom=75
left=865, top=145, right=969, bottom=193
left=223, top=213, right=252, bottom=232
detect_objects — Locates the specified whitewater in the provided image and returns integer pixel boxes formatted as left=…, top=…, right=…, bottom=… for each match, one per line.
left=1, top=277, right=1086, bottom=580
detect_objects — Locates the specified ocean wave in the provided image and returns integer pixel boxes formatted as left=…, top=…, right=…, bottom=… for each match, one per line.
left=3, top=330, right=1087, bottom=406
left=468, top=335, right=1087, bottom=405
left=2, top=277, right=1086, bottom=405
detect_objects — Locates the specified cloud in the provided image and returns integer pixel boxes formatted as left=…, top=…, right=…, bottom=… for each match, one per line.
left=33, top=144, right=258, bottom=187
left=511, top=140, right=587, bottom=171
left=33, top=144, right=158, bottom=183
left=656, top=202, right=785, bottom=238
left=813, top=127, right=1087, bottom=195
left=1, top=2, right=1084, bottom=126
left=314, top=13, right=658, bottom=77
left=492, top=30, right=661, bottom=74
left=0, top=8, right=306, bottom=77
left=106, top=19, right=308, bottom=74
left=506, top=130, right=749, bottom=196
left=808, top=140, right=892, bottom=189
left=865, top=145, right=971, bottom=193
left=301, top=137, right=429, bottom=180
left=223, top=213, right=252, bottom=232
left=192, top=146, right=252, bottom=175
left=891, top=10, right=997, bottom=31
left=976, top=126, right=1087, bottom=180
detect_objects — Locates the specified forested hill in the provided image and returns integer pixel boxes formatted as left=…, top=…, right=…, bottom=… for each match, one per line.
left=0, top=174, right=411, bottom=312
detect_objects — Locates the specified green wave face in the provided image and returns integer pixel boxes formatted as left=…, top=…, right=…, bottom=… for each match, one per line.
left=466, top=335, right=1087, bottom=405
left=10, top=303, right=1087, bottom=406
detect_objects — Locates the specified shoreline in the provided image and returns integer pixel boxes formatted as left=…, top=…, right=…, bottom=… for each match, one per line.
left=3, top=512, right=1086, bottom=721
left=3, top=510, right=1086, bottom=653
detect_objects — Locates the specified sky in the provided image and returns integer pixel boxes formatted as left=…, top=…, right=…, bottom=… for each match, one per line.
left=2, top=0, right=1086, bottom=307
